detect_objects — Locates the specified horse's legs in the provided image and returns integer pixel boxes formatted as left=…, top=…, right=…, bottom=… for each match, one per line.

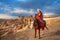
left=38, top=29, right=40, bottom=39
left=35, top=28, right=37, bottom=38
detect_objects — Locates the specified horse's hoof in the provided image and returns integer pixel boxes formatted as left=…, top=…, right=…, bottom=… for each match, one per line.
left=39, top=37, right=42, bottom=39
left=39, top=38, right=40, bottom=39
left=34, top=36, right=36, bottom=38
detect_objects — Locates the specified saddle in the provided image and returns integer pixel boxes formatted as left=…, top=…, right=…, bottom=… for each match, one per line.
left=33, top=19, right=46, bottom=30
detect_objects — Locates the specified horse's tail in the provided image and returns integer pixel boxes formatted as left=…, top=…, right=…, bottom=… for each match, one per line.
left=43, top=20, right=46, bottom=27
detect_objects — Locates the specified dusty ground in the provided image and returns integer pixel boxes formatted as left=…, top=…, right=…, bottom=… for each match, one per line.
left=1, top=16, right=60, bottom=40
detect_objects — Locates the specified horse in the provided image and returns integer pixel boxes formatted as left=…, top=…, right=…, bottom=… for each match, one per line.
left=33, top=19, right=48, bottom=39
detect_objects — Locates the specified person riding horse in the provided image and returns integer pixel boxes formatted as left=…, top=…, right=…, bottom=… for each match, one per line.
left=33, top=9, right=48, bottom=39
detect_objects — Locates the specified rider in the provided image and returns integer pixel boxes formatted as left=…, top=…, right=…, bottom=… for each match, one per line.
left=35, top=9, right=44, bottom=30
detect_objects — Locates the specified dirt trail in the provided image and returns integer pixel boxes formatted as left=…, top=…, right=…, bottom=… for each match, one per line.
left=1, top=25, right=60, bottom=40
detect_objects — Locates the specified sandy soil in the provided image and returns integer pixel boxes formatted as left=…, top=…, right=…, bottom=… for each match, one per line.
left=1, top=26, right=60, bottom=40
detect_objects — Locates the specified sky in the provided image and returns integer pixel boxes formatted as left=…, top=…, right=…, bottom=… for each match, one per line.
left=0, top=0, right=60, bottom=19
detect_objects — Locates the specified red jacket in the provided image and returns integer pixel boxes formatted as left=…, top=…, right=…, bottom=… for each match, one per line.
left=35, top=13, right=44, bottom=30
left=35, top=13, right=43, bottom=22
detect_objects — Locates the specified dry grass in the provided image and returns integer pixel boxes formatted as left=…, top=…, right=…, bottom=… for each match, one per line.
left=44, top=16, right=60, bottom=27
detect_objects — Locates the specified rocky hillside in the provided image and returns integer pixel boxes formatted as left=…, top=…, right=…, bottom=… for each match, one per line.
left=0, top=16, right=34, bottom=38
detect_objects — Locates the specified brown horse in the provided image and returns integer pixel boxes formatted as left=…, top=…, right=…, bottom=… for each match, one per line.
left=33, top=19, right=48, bottom=39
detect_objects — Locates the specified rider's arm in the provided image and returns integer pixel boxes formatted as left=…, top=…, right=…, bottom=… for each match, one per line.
left=37, top=17, right=43, bottom=23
